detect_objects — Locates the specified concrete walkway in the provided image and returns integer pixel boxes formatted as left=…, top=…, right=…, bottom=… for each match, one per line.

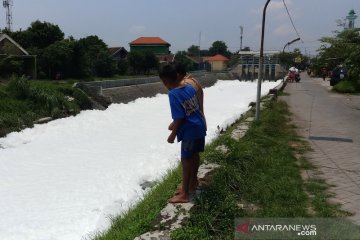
left=282, top=74, right=360, bottom=224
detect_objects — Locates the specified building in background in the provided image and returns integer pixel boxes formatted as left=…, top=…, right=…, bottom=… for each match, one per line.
left=108, top=47, right=128, bottom=62
left=234, top=50, right=283, bottom=80
left=0, top=33, right=37, bottom=79
left=204, top=54, right=229, bottom=72
left=345, top=9, right=357, bottom=30
left=129, top=37, right=171, bottom=55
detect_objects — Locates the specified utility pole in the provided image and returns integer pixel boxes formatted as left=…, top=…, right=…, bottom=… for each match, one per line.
left=198, top=31, right=201, bottom=70
left=255, top=0, right=271, bottom=121
left=240, top=25, right=243, bottom=51
left=282, top=37, right=301, bottom=53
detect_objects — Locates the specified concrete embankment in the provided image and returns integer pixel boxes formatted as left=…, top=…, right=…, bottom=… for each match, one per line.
left=75, top=71, right=236, bottom=107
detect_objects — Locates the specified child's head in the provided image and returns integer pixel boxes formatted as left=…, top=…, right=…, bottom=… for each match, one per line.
left=173, top=62, right=187, bottom=80
left=159, top=64, right=179, bottom=90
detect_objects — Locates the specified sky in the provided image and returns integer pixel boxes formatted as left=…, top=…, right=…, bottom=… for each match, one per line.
left=1, top=0, right=359, bottom=56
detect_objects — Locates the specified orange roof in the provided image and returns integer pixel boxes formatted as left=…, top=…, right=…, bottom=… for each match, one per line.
left=129, top=37, right=170, bottom=45
left=205, top=54, right=229, bottom=61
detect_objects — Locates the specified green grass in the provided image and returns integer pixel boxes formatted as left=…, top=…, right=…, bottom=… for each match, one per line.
left=333, top=80, right=360, bottom=94
left=0, top=77, right=92, bottom=137
left=94, top=168, right=182, bottom=240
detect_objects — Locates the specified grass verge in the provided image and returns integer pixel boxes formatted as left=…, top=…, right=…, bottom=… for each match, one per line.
left=0, top=77, right=92, bottom=137
left=333, top=80, right=360, bottom=94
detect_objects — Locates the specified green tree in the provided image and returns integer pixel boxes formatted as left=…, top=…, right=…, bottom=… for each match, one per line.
left=10, top=21, right=64, bottom=50
left=314, top=29, right=360, bottom=76
left=187, top=45, right=199, bottom=56
left=76, top=35, right=115, bottom=77
left=128, top=51, right=158, bottom=74
left=143, top=51, right=159, bottom=74
left=174, top=51, right=195, bottom=71
left=128, top=51, right=145, bottom=74
left=40, top=39, right=74, bottom=79
left=0, top=57, right=24, bottom=77
left=209, top=41, right=231, bottom=58
left=116, top=59, right=129, bottom=75
left=275, top=49, right=308, bottom=70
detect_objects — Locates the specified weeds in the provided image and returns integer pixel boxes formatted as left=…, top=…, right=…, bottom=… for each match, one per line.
left=0, top=77, right=92, bottom=137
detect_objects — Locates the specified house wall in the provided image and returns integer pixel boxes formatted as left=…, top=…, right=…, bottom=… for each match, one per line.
left=130, top=45, right=170, bottom=55
left=210, top=61, right=227, bottom=72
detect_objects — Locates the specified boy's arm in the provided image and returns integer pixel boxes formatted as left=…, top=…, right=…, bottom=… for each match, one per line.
left=198, top=87, right=204, bottom=114
left=167, top=118, right=183, bottom=143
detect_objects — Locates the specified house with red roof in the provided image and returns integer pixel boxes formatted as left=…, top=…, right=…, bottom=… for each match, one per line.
left=204, top=54, right=229, bottom=72
left=129, top=37, right=171, bottom=55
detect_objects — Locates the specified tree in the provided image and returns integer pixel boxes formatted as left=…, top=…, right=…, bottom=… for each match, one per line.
left=40, top=39, right=74, bottom=78
left=116, top=59, right=128, bottom=75
left=76, top=35, right=114, bottom=77
left=0, top=57, right=24, bottom=77
left=187, top=45, right=199, bottom=56
left=10, top=21, right=64, bottom=50
left=5, top=21, right=118, bottom=79
left=174, top=51, right=195, bottom=71
left=242, top=46, right=251, bottom=51
left=143, top=51, right=159, bottom=74
left=314, top=29, right=360, bottom=76
left=209, top=41, right=231, bottom=57
left=128, top=51, right=159, bottom=74
left=274, top=48, right=309, bottom=71
left=128, top=51, right=145, bottom=74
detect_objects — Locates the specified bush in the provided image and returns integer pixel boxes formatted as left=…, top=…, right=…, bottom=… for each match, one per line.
left=73, top=88, right=92, bottom=110
left=0, top=98, right=36, bottom=136
left=29, top=86, right=65, bottom=110
left=6, top=76, right=31, bottom=98
left=116, top=59, right=128, bottom=75
left=0, top=77, right=91, bottom=136
left=333, top=81, right=360, bottom=93
left=0, top=57, right=24, bottom=77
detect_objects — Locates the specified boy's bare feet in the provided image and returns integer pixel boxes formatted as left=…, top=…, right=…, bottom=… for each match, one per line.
left=168, top=193, right=189, bottom=203
left=175, top=178, right=200, bottom=195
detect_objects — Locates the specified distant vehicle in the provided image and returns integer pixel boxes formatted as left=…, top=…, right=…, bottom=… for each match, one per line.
left=330, top=66, right=347, bottom=86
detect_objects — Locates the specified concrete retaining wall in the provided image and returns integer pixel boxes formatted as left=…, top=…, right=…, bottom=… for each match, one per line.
left=76, top=72, right=235, bottom=105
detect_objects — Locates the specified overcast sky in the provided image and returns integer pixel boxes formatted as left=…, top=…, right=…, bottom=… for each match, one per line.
left=2, top=0, right=359, bottom=55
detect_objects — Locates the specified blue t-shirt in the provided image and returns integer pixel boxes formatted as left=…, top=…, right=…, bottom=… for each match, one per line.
left=168, top=85, right=206, bottom=142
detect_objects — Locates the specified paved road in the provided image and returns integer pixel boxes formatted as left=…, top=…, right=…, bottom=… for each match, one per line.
left=282, top=74, right=360, bottom=224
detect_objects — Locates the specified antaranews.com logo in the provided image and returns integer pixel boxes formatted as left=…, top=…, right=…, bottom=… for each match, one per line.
left=235, top=218, right=360, bottom=240
left=237, top=222, right=316, bottom=236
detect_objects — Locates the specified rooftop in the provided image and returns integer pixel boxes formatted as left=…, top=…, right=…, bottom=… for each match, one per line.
left=108, top=47, right=127, bottom=55
left=205, top=54, right=229, bottom=61
left=129, top=37, right=170, bottom=46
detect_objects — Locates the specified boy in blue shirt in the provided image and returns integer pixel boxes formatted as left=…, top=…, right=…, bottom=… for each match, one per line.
left=159, top=64, right=207, bottom=203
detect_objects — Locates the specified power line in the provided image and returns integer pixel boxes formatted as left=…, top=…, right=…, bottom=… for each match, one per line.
left=282, top=0, right=303, bottom=42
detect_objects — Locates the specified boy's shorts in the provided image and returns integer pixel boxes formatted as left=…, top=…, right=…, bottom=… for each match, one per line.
left=181, top=137, right=205, bottom=159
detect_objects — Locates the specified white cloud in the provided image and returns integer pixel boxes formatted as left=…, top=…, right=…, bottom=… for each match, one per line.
left=129, top=25, right=146, bottom=34
left=274, top=23, right=292, bottom=36
left=250, top=0, right=292, bottom=14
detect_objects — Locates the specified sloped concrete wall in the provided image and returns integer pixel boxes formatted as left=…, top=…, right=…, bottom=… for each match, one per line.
left=76, top=72, right=235, bottom=105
